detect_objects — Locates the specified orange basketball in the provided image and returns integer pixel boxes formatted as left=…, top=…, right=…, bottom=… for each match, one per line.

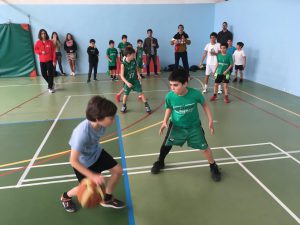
left=77, top=178, right=106, bottom=208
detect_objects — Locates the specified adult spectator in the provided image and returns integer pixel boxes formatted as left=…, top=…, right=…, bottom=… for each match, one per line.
left=217, top=21, right=233, bottom=44
left=143, top=29, right=159, bottom=76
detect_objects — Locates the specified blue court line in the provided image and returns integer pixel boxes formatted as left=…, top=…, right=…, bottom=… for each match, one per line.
left=116, top=115, right=136, bottom=225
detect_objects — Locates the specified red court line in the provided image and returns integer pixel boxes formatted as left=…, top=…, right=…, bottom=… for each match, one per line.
left=231, top=93, right=300, bottom=129
left=0, top=91, right=47, bottom=118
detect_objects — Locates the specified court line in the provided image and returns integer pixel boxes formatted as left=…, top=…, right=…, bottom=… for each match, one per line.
left=270, top=143, right=300, bottom=165
left=15, top=96, right=72, bottom=187
left=223, top=147, right=300, bottom=224
left=0, top=154, right=292, bottom=190
left=68, top=89, right=169, bottom=97
left=192, top=76, right=300, bottom=118
left=116, top=115, right=136, bottom=225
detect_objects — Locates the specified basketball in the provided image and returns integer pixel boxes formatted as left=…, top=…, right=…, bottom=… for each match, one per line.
left=77, top=178, right=106, bottom=208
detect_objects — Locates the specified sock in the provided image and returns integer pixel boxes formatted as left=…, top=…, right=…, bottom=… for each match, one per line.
left=122, top=104, right=126, bottom=107
left=204, top=84, right=208, bottom=89
left=158, top=145, right=172, bottom=162
left=209, top=161, right=216, bottom=167
left=218, top=85, right=222, bottom=90
left=63, top=192, right=71, bottom=199
left=104, top=194, right=112, bottom=201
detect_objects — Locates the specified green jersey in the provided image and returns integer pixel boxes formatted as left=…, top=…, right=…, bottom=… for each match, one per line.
left=123, top=58, right=138, bottom=82
left=165, top=87, right=205, bottom=128
left=106, top=47, right=118, bottom=66
left=216, top=53, right=233, bottom=75
left=118, top=41, right=131, bottom=58
left=136, top=47, right=143, bottom=63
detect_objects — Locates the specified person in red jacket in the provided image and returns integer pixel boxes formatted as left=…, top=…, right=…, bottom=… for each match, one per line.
left=34, top=29, right=56, bottom=93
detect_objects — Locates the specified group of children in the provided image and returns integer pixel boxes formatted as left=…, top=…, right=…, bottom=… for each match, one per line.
left=199, top=32, right=246, bottom=103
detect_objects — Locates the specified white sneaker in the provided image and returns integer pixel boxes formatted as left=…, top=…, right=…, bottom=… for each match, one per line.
left=218, top=89, right=223, bottom=94
left=202, top=89, right=207, bottom=94
left=48, top=89, right=55, bottom=93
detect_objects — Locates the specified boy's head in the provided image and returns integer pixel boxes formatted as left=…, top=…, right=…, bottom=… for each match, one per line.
left=124, top=46, right=135, bottom=60
left=178, top=24, right=184, bottom=34
left=109, top=40, right=114, bottom=47
left=227, top=39, right=232, bottom=47
left=90, top=39, right=96, bottom=47
left=236, top=42, right=244, bottom=50
left=137, top=39, right=143, bottom=47
left=210, top=32, right=218, bottom=43
left=122, top=34, right=127, bottom=42
left=220, top=42, right=228, bottom=54
left=168, top=69, right=189, bottom=95
left=86, top=96, right=117, bottom=127
left=147, top=29, right=153, bottom=37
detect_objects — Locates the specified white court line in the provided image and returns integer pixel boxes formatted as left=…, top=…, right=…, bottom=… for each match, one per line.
left=15, top=96, right=72, bottom=187
left=22, top=154, right=290, bottom=184
left=223, top=147, right=300, bottom=224
left=69, top=89, right=169, bottom=97
left=270, top=143, right=300, bottom=165
left=192, top=76, right=300, bottom=118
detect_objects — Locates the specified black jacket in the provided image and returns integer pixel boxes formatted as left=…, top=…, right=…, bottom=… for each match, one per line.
left=143, top=37, right=159, bottom=55
left=64, top=40, right=77, bottom=53
left=87, top=46, right=99, bottom=63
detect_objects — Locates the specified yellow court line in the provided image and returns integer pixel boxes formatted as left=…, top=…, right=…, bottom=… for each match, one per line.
left=0, top=120, right=163, bottom=169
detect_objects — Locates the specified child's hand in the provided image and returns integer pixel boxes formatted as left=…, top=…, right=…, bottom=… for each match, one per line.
left=127, top=82, right=133, bottom=88
left=90, top=173, right=105, bottom=185
left=209, top=120, right=214, bottom=135
left=199, top=64, right=203, bottom=69
left=159, top=122, right=168, bottom=135
left=41, top=51, right=45, bottom=55
left=138, top=75, right=141, bottom=81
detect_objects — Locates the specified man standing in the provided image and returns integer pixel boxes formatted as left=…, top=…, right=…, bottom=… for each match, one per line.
left=171, top=24, right=191, bottom=74
left=217, top=22, right=233, bottom=44
left=143, top=29, right=159, bottom=76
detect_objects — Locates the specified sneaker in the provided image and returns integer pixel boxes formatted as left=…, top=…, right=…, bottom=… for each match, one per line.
left=140, top=74, right=145, bottom=79
left=151, top=161, right=165, bottom=174
left=114, top=76, right=119, bottom=81
left=239, top=78, right=243, bottom=83
left=48, top=89, right=55, bottom=93
left=145, top=104, right=151, bottom=113
left=115, top=94, right=121, bottom=102
left=210, top=95, right=217, bottom=101
left=62, top=73, right=66, bottom=76
left=232, top=78, right=237, bottom=82
left=94, top=78, right=98, bottom=81
left=121, top=105, right=127, bottom=113
left=87, top=79, right=91, bottom=83
left=210, top=163, right=221, bottom=182
left=217, top=89, right=223, bottom=95
left=60, top=195, right=77, bottom=213
left=154, top=73, right=159, bottom=76
left=100, top=197, right=126, bottom=209
left=224, top=96, right=230, bottom=104
left=202, top=89, right=207, bottom=94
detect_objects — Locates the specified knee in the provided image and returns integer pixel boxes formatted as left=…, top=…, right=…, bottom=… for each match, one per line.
left=112, top=165, right=123, bottom=177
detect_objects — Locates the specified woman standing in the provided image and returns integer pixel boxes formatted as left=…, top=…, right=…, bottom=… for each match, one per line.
left=34, top=29, right=56, bottom=93
left=51, top=32, right=65, bottom=76
left=64, top=33, right=77, bottom=76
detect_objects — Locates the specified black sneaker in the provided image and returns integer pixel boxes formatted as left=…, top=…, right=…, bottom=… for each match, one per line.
left=121, top=105, right=127, bottom=113
left=60, top=195, right=77, bottom=213
left=151, top=161, right=165, bottom=174
left=210, top=163, right=221, bottom=182
left=100, top=197, right=126, bottom=209
left=145, top=104, right=151, bottom=113
left=140, top=74, right=145, bottom=79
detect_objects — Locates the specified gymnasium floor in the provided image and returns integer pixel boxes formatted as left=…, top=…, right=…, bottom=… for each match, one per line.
left=0, top=71, right=300, bottom=225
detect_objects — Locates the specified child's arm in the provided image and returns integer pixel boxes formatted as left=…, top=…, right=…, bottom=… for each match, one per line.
left=120, top=64, right=132, bottom=88
left=137, top=66, right=141, bottom=80
left=213, top=62, right=219, bottom=75
left=223, top=64, right=233, bottom=75
left=159, top=108, right=172, bottom=135
left=106, top=55, right=112, bottom=62
left=70, top=149, right=105, bottom=185
left=202, top=102, right=214, bottom=135
left=243, top=56, right=247, bottom=69
left=199, top=51, right=208, bottom=68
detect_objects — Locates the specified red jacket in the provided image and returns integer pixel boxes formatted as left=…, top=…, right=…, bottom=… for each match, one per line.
left=34, top=40, right=56, bottom=63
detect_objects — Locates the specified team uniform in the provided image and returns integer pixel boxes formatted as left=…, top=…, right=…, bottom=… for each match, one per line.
left=123, top=58, right=142, bottom=95
left=164, top=87, right=208, bottom=150
left=106, top=47, right=118, bottom=70
left=118, top=42, right=131, bottom=61
left=215, top=54, right=233, bottom=83
left=233, top=49, right=246, bottom=71
left=204, top=42, right=221, bottom=76
left=136, top=47, right=144, bottom=69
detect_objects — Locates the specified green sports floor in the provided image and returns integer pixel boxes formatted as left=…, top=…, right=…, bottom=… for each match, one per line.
left=0, top=71, right=300, bottom=225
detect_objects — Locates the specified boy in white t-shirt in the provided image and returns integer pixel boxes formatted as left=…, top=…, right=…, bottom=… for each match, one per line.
left=199, top=32, right=222, bottom=94
left=233, top=42, right=246, bottom=83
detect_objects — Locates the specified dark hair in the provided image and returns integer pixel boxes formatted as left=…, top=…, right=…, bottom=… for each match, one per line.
left=109, top=40, right=114, bottom=45
left=168, top=69, right=189, bottom=84
left=178, top=24, right=184, bottom=29
left=124, top=46, right=135, bottom=56
left=223, top=22, right=228, bottom=25
left=51, top=32, right=60, bottom=41
left=220, top=42, right=228, bottom=48
left=122, top=34, right=127, bottom=40
left=237, top=42, right=244, bottom=48
left=137, top=39, right=143, bottom=43
left=90, top=39, right=96, bottom=43
left=227, top=38, right=232, bottom=41
left=210, top=32, right=218, bottom=38
left=65, top=33, right=74, bottom=42
left=38, top=29, right=49, bottom=40
left=147, top=29, right=153, bottom=33
left=86, top=96, right=117, bottom=122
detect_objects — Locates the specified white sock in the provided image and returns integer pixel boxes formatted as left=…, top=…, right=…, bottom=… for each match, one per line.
left=204, top=84, right=208, bottom=89
left=218, top=85, right=222, bottom=91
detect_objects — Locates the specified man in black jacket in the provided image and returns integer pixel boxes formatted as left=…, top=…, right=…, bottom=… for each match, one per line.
left=143, top=29, right=159, bottom=76
left=217, top=22, right=233, bottom=44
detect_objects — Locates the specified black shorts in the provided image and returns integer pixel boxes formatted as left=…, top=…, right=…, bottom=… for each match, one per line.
left=235, top=65, right=244, bottom=71
left=109, top=66, right=117, bottom=70
left=215, top=74, right=229, bottom=83
left=73, top=149, right=118, bottom=182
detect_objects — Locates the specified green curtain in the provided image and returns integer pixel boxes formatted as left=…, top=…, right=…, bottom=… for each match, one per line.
left=0, top=23, right=37, bottom=77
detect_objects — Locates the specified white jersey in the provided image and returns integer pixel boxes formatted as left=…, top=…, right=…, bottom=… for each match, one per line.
left=204, top=42, right=220, bottom=65
left=233, top=50, right=246, bottom=65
